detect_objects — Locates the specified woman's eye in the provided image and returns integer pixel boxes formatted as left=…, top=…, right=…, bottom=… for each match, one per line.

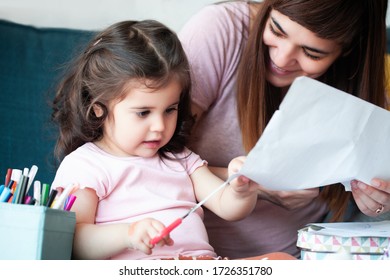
left=136, top=110, right=150, bottom=117
left=303, top=48, right=322, bottom=61
left=269, top=24, right=283, bottom=38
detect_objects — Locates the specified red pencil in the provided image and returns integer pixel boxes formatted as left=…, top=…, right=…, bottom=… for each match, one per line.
left=4, top=168, right=12, bottom=186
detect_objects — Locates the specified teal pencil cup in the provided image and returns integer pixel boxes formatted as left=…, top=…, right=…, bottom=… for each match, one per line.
left=0, top=203, right=75, bottom=260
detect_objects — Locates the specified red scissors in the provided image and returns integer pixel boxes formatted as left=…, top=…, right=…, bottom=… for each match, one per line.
left=150, top=174, right=239, bottom=245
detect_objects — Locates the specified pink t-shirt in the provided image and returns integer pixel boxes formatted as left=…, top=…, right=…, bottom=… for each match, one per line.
left=179, top=1, right=328, bottom=258
left=51, top=143, right=215, bottom=260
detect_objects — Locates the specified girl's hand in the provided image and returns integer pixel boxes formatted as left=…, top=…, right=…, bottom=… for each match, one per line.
left=227, top=156, right=257, bottom=197
left=351, top=178, right=390, bottom=217
left=127, top=218, right=174, bottom=255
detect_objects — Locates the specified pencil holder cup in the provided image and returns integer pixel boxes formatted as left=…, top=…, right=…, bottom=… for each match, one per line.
left=0, top=203, right=76, bottom=259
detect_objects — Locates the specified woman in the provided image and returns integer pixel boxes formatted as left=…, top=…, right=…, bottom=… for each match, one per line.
left=179, top=0, right=390, bottom=258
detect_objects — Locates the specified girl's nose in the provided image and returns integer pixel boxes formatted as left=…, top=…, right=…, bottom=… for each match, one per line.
left=150, top=115, right=165, bottom=132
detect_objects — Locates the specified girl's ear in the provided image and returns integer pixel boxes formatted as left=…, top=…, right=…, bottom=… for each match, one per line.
left=93, top=103, right=104, bottom=117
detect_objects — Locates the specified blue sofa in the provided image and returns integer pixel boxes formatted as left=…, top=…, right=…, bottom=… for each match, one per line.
left=0, top=19, right=94, bottom=185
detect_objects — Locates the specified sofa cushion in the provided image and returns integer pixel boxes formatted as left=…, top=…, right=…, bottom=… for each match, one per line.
left=0, top=19, right=94, bottom=185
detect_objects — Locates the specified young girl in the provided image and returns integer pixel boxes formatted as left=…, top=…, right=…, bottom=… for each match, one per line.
left=50, top=20, right=257, bottom=260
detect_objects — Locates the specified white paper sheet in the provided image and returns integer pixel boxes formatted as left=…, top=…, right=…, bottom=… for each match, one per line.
left=239, top=76, right=390, bottom=191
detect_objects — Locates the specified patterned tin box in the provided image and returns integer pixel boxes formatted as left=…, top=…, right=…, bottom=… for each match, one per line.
left=297, top=221, right=390, bottom=260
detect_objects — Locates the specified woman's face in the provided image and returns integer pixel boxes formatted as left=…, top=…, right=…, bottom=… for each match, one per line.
left=263, top=9, right=342, bottom=88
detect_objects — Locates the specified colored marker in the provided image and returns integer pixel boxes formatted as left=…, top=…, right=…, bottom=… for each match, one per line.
left=0, top=187, right=12, bottom=202
left=45, top=189, right=58, bottom=207
left=8, top=169, right=22, bottom=196
left=4, top=168, right=12, bottom=186
left=26, top=165, right=38, bottom=195
left=12, top=175, right=27, bottom=204
left=51, top=184, right=79, bottom=209
left=24, top=196, right=36, bottom=205
left=23, top=168, right=29, bottom=176
left=9, top=169, right=22, bottom=188
left=18, top=175, right=29, bottom=204
left=33, top=181, right=41, bottom=206
left=41, top=183, right=50, bottom=206
left=64, top=195, right=77, bottom=211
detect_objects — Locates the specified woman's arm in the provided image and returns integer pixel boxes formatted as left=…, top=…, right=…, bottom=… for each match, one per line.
left=191, top=102, right=231, bottom=181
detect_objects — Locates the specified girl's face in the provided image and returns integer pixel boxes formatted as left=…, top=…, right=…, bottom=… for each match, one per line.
left=95, top=79, right=181, bottom=158
left=263, top=9, right=342, bottom=88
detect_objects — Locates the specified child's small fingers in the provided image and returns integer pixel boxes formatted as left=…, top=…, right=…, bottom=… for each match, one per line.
left=239, top=176, right=249, bottom=184
left=141, top=244, right=153, bottom=255
left=134, top=239, right=153, bottom=255
left=163, top=236, right=174, bottom=246
left=229, top=157, right=245, bottom=172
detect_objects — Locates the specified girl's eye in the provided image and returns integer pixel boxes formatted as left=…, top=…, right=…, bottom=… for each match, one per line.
left=166, top=107, right=178, bottom=114
left=269, top=24, right=283, bottom=38
left=136, top=110, right=150, bottom=118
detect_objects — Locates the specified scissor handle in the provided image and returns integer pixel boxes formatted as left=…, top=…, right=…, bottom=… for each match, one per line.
left=150, top=218, right=182, bottom=245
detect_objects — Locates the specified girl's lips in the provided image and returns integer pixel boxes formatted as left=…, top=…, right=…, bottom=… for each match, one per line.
left=143, top=140, right=161, bottom=149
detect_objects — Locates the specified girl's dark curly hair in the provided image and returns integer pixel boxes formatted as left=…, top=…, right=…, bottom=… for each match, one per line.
left=52, top=20, right=194, bottom=163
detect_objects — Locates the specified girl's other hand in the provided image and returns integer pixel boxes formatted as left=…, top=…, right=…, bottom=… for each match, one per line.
left=127, top=218, right=174, bottom=255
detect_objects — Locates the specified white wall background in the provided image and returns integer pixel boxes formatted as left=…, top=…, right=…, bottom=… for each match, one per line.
left=0, top=0, right=388, bottom=32
left=0, top=0, right=220, bottom=32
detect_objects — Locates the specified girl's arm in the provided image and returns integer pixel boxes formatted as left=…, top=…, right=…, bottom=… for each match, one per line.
left=71, top=188, right=129, bottom=259
left=71, top=188, right=171, bottom=259
left=190, top=157, right=257, bottom=221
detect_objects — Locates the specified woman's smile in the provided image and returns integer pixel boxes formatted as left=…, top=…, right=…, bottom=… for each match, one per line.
left=269, top=60, right=295, bottom=76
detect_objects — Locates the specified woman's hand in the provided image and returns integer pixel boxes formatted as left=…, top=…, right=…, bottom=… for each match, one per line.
left=127, top=218, right=174, bottom=255
left=351, top=178, right=390, bottom=217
